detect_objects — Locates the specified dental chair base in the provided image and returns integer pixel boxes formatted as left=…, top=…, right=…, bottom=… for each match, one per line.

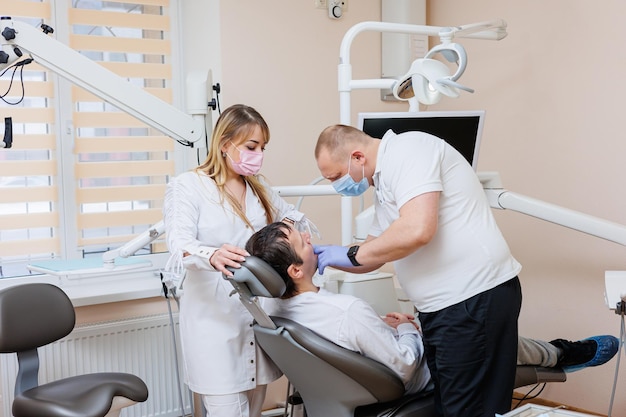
left=514, top=365, right=566, bottom=388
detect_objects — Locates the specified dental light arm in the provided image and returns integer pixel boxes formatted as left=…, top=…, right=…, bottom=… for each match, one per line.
left=338, top=19, right=507, bottom=113
left=0, top=17, right=206, bottom=146
left=338, top=19, right=507, bottom=68
left=438, top=20, right=508, bottom=42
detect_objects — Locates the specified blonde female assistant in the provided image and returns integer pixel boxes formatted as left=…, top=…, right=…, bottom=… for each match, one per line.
left=163, top=104, right=316, bottom=417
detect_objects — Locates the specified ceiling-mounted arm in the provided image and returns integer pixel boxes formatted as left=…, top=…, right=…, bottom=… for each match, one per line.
left=339, top=19, right=506, bottom=68
left=0, top=17, right=206, bottom=146
left=338, top=19, right=507, bottom=125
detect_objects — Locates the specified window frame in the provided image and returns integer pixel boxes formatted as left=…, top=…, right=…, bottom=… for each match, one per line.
left=0, top=0, right=200, bottom=305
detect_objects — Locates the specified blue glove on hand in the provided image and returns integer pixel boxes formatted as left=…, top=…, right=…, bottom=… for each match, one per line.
left=313, top=244, right=352, bottom=274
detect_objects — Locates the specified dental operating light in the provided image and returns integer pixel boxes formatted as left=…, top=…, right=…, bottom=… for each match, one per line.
left=392, top=41, right=473, bottom=105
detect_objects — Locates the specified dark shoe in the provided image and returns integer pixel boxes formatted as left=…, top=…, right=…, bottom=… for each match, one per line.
left=550, top=335, right=619, bottom=373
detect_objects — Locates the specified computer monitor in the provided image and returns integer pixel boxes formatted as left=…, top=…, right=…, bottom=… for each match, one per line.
left=357, top=110, right=485, bottom=170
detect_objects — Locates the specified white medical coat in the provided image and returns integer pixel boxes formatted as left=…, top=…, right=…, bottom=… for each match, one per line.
left=163, top=171, right=303, bottom=395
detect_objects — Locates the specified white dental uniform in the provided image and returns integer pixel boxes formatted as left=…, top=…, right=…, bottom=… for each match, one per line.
left=370, top=130, right=522, bottom=313
left=163, top=171, right=304, bottom=395
left=273, top=289, right=432, bottom=394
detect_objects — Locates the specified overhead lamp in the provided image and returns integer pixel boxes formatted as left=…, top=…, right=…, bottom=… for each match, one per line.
left=392, top=41, right=474, bottom=105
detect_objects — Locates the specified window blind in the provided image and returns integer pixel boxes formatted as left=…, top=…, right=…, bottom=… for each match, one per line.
left=0, top=0, right=175, bottom=278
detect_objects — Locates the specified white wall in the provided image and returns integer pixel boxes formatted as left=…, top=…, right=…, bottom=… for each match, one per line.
left=183, top=0, right=626, bottom=415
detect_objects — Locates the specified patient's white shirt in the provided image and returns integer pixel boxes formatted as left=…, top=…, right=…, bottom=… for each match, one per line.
left=272, top=289, right=432, bottom=394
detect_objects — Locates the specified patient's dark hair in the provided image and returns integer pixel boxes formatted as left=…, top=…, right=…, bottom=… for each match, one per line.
left=245, top=222, right=302, bottom=299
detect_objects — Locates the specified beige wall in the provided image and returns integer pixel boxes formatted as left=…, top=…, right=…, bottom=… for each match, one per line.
left=76, top=1, right=626, bottom=415
left=426, top=1, right=626, bottom=414
left=218, top=0, right=626, bottom=415
left=218, top=0, right=409, bottom=248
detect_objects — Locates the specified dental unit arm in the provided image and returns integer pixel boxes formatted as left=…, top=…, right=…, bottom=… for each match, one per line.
left=479, top=172, right=626, bottom=247
left=353, top=172, right=626, bottom=310
left=353, top=173, right=626, bottom=246
left=0, top=17, right=207, bottom=147
left=480, top=172, right=626, bottom=311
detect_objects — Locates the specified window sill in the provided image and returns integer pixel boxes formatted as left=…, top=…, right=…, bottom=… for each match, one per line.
left=0, top=254, right=168, bottom=307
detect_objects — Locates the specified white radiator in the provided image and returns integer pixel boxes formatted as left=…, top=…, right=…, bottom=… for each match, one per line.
left=0, top=312, right=193, bottom=417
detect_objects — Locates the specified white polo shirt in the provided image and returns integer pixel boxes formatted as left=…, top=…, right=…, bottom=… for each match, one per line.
left=369, top=130, right=521, bottom=313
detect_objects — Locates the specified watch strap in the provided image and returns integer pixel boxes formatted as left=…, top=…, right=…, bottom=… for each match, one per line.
left=347, top=245, right=362, bottom=266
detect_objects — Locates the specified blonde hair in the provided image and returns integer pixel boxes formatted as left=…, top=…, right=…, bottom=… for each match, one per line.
left=314, top=124, right=368, bottom=162
left=196, top=104, right=276, bottom=227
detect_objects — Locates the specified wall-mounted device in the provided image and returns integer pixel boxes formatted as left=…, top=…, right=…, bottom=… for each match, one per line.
left=328, top=0, right=345, bottom=19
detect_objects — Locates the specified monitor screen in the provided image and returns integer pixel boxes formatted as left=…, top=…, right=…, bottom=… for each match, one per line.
left=357, top=110, right=485, bottom=170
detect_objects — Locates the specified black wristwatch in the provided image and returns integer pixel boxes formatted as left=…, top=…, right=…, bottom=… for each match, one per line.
left=347, top=245, right=362, bottom=266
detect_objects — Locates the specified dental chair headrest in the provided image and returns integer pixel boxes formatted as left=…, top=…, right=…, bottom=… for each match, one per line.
left=226, top=256, right=286, bottom=298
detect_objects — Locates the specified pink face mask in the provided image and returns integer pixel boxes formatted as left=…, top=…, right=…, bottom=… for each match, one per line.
left=226, top=141, right=264, bottom=176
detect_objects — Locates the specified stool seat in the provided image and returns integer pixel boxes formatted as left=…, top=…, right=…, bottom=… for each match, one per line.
left=13, top=372, right=148, bottom=417
left=0, top=283, right=149, bottom=417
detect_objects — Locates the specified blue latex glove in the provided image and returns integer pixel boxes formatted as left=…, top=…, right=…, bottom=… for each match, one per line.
left=313, top=244, right=352, bottom=274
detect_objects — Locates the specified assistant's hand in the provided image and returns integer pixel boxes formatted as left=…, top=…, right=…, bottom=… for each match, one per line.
left=313, top=244, right=351, bottom=274
left=209, top=243, right=249, bottom=277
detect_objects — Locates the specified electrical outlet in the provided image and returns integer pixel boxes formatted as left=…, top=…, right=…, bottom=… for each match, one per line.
left=605, top=270, right=626, bottom=309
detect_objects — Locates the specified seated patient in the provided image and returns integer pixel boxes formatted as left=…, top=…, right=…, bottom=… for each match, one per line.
left=245, top=222, right=619, bottom=394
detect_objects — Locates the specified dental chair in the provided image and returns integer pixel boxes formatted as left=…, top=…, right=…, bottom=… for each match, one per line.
left=0, top=283, right=149, bottom=417
left=225, top=256, right=566, bottom=417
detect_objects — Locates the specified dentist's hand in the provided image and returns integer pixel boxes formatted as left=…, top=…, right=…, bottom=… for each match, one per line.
left=313, top=244, right=352, bottom=274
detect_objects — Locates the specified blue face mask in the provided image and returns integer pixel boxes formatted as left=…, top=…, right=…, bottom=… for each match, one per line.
left=332, top=157, right=369, bottom=197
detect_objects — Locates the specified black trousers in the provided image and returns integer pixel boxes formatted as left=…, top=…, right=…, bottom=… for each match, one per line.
left=419, top=277, right=522, bottom=417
